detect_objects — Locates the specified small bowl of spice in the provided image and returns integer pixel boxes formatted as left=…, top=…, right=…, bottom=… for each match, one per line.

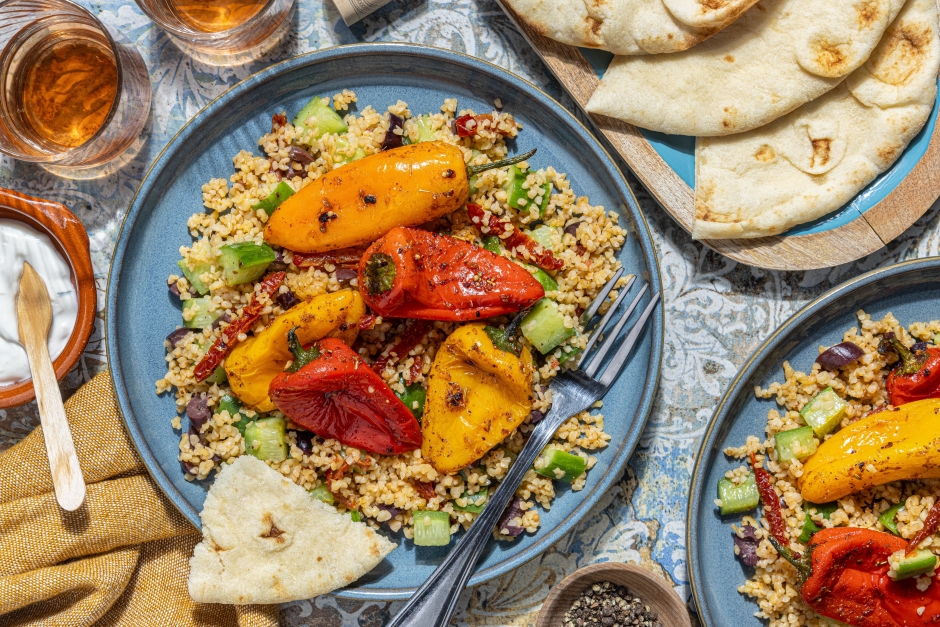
left=537, top=563, right=691, bottom=627
left=0, top=187, right=96, bottom=408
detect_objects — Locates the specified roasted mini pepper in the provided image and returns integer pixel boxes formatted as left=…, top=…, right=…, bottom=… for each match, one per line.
left=224, top=290, right=365, bottom=411
left=771, top=528, right=940, bottom=627
left=263, top=141, right=535, bottom=253
left=800, top=397, right=940, bottom=503
left=358, top=226, right=544, bottom=321
left=269, top=333, right=422, bottom=455
left=879, top=336, right=940, bottom=406
left=422, top=323, right=534, bottom=474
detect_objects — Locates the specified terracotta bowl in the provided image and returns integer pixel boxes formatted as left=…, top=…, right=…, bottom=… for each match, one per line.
left=537, top=563, right=692, bottom=627
left=0, top=187, right=96, bottom=408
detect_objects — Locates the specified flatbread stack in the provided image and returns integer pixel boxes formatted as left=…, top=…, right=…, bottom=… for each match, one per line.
left=502, top=0, right=761, bottom=55
left=188, top=455, right=397, bottom=604
left=695, top=0, right=940, bottom=238
left=508, top=0, right=940, bottom=239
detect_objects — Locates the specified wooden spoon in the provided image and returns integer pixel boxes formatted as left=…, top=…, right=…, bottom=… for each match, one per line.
left=17, top=262, right=86, bottom=511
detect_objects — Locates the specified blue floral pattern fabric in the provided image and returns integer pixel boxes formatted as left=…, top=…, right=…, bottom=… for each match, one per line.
left=2, top=1, right=940, bottom=625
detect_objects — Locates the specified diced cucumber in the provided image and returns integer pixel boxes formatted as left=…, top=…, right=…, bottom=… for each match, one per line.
left=204, top=365, right=227, bottom=384
left=244, top=417, right=287, bottom=461
left=177, top=259, right=212, bottom=296
left=413, top=510, right=451, bottom=546
left=332, top=136, right=366, bottom=165
left=454, top=487, right=489, bottom=513
left=521, top=298, right=576, bottom=354
left=482, top=235, right=502, bottom=255
left=469, top=174, right=480, bottom=195
left=350, top=510, right=362, bottom=522
left=933, top=332, right=940, bottom=344
left=412, top=115, right=437, bottom=142
left=892, top=549, right=938, bottom=580
left=218, top=394, right=250, bottom=434
left=807, top=502, right=838, bottom=520
left=775, top=426, right=818, bottom=462
left=218, top=241, right=276, bottom=286
left=251, top=181, right=294, bottom=216
left=308, top=485, right=335, bottom=505
left=528, top=224, right=558, bottom=250
left=534, top=448, right=587, bottom=483
left=537, top=182, right=552, bottom=217
left=558, top=345, right=582, bottom=365
left=292, top=96, right=348, bottom=137
left=396, top=378, right=426, bottom=419
left=526, top=265, right=558, bottom=291
left=717, top=474, right=759, bottom=515
left=183, top=297, right=221, bottom=329
left=800, top=387, right=847, bottom=437
left=880, top=502, right=905, bottom=536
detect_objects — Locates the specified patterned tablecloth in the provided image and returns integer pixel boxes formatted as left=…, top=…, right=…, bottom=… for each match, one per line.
left=3, top=1, right=940, bottom=625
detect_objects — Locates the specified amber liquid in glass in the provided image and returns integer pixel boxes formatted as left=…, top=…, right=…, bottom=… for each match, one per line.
left=19, top=36, right=118, bottom=148
left=171, top=0, right=267, bottom=32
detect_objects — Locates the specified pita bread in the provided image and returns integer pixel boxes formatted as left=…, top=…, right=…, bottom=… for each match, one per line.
left=188, top=455, right=397, bottom=604
left=693, top=0, right=940, bottom=239
left=502, top=0, right=761, bottom=55
left=586, top=0, right=908, bottom=136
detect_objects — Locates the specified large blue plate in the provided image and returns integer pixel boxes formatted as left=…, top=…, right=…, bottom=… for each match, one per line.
left=106, top=43, right=663, bottom=600
left=687, top=257, right=940, bottom=626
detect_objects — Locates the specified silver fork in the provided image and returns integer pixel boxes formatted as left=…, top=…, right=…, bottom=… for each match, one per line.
left=386, top=272, right=661, bottom=627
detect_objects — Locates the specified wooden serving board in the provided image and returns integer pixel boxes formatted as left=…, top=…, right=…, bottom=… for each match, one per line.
left=496, top=0, right=940, bottom=270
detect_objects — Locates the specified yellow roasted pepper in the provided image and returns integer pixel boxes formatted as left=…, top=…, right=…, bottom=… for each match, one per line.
left=422, top=323, right=534, bottom=474
left=800, top=397, right=940, bottom=502
left=224, top=289, right=365, bottom=411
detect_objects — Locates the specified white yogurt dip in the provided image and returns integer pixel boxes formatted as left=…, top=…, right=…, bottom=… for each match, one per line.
left=0, top=219, right=78, bottom=386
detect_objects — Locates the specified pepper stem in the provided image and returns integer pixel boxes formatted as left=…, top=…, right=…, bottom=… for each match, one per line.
left=878, top=336, right=926, bottom=376
left=364, top=252, right=397, bottom=295
left=768, top=536, right=812, bottom=583
left=287, top=327, right=320, bottom=373
left=467, top=148, right=537, bottom=176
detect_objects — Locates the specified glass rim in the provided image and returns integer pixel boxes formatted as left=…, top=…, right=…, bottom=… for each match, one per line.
left=0, top=0, right=126, bottom=162
left=134, top=0, right=281, bottom=43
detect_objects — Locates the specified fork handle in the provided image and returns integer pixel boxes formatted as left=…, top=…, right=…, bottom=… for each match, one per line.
left=386, top=409, right=561, bottom=627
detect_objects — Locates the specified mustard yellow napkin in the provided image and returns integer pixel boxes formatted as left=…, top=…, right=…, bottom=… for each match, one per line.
left=0, top=372, right=280, bottom=627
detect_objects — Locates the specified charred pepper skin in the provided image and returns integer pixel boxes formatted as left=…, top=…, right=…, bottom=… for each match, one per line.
left=358, top=226, right=545, bottom=321
left=879, top=336, right=940, bottom=406
left=806, top=529, right=940, bottom=627
left=268, top=336, right=422, bottom=455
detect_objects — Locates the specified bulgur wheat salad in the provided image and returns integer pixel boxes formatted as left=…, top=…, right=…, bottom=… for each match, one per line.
left=157, top=91, right=630, bottom=545
left=720, top=311, right=940, bottom=627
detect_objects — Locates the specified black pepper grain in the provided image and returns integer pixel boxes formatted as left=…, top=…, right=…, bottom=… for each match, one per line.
left=562, top=581, right=663, bottom=627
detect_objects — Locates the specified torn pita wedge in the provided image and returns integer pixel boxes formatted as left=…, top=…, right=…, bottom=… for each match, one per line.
left=188, top=455, right=396, bottom=604
left=693, top=0, right=940, bottom=239
left=501, top=0, right=760, bottom=55
left=586, top=0, right=907, bottom=136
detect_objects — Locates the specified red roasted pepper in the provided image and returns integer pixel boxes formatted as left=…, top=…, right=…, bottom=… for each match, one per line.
left=879, top=336, right=940, bottom=406
left=269, top=331, right=421, bottom=455
left=750, top=452, right=789, bottom=547
left=466, top=203, right=564, bottom=271
left=770, top=528, right=940, bottom=627
left=194, top=272, right=284, bottom=382
left=358, top=226, right=544, bottom=321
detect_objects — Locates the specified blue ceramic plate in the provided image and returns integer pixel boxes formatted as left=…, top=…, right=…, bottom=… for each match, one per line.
left=580, top=49, right=940, bottom=237
left=106, top=43, right=663, bottom=600
left=687, top=257, right=940, bottom=626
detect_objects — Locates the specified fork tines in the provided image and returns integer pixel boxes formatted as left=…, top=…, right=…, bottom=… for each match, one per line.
left=577, top=271, right=660, bottom=386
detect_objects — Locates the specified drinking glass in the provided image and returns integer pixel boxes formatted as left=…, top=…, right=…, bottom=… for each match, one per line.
left=0, top=0, right=152, bottom=168
left=133, top=0, right=294, bottom=56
